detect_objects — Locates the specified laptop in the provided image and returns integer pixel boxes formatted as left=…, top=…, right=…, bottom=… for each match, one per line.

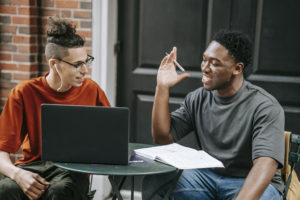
left=41, top=104, right=129, bottom=165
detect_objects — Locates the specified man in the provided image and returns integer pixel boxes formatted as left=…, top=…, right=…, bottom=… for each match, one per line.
left=0, top=17, right=110, bottom=199
left=143, top=30, right=284, bottom=199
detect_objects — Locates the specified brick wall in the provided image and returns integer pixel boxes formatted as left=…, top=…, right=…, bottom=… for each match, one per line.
left=0, top=0, right=93, bottom=163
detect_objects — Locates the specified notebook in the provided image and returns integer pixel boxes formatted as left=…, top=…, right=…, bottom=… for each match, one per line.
left=41, top=104, right=129, bottom=165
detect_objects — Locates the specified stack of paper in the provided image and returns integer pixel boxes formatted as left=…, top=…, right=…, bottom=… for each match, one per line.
left=134, top=143, right=224, bottom=169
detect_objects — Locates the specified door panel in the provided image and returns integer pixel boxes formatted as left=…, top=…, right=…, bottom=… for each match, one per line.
left=139, top=0, right=207, bottom=70
left=117, top=0, right=300, bottom=145
left=117, top=0, right=300, bottom=191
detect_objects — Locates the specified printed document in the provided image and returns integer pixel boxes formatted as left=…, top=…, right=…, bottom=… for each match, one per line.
left=134, top=143, right=224, bottom=169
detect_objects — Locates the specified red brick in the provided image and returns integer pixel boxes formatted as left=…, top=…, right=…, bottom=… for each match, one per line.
left=0, top=81, right=16, bottom=89
left=0, top=25, right=17, bottom=34
left=0, top=72, right=12, bottom=81
left=18, top=64, right=38, bottom=72
left=0, top=63, right=17, bottom=70
left=42, top=9, right=58, bottom=16
left=0, top=88, right=11, bottom=97
left=11, top=0, right=35, bottom=6
left=13, top=35, right=36, bottom=44
left=70, top=20, right=79, bottom=28
left=18, top=7, right=38, bottom=15
left=80, top=21, right=92, bottom=28
left=41, top=0, right=54, bottom=7
left=77, top=30, right=91, bottom=38
left=0, top=0, right=11, bottom=5
left=19, top=26, right=38, bottom=34
left=80, top=2, right=92, bottom=9
left=13, top=73, right=31, bottom=80
left=0, top=16, right=11, bottom=24
left=0, top=34, right=12, bottom=43
left=0, top=44, right=17, bottom=52
left=0, top=5, right=16, bottom=14
left=74, top=11, right=91, bottom=19
left=43, top=1, right=54, bottom=7
left=56, top=1, right=78, bottom=9
left=13, top=54, right=35, bottom=62
left=18, top=45, right=37, bottom=53
left=12, top=17, right=37, bottom=25
left=0, top=53, right=11, bottom=61
left=61, top=10, right=71, bottom=18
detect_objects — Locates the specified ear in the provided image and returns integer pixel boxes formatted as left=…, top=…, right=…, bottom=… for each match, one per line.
left=48, top=59, right=57, bottom=70
left=232, top=62, right=244, bottom=75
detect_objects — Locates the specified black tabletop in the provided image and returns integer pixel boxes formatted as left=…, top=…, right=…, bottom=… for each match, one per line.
left=54, top=143, right=177, bottom=176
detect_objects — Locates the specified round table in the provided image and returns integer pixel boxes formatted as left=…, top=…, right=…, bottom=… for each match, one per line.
left=54, top=143, right=181, bottom=200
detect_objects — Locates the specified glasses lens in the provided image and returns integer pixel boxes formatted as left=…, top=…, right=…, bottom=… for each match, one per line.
left=86, top=56, right=94, bottom=65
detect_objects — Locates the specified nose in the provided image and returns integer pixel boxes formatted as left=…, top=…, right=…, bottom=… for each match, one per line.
left=78, top=63, right=89, bottom=74
left=201, top=61, right=211, bottom=73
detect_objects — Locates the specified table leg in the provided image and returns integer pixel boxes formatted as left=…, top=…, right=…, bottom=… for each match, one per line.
left=131, top=176, right=134, bottom=200
left=111, top=176, right=127, bottom=200
left=162, top=170, right=183, bottom=200
left=109, top=176, right=124, bottom=200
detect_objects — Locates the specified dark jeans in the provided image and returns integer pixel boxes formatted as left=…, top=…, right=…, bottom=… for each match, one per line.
left=0, top=161, right=89, bottom=200
left=142, top=168, right=282, bottom=200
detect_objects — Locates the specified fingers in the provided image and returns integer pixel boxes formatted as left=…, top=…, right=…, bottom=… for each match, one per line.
left=160, top=56, right=169, bottom=68
left=176, top=73, right=192, bottom=83
left=35, top=174, right=50, bottom=187
left=166, top=47, right=176, bottom=64
left=170, top=46, right=177, bottom=61
left=22, top=173, right=49, bottom=200
left=25, top=186, right=44, bottom=200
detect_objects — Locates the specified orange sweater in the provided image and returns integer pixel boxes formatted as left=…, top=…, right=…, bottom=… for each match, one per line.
left=0, top=74, right=110, bottom=165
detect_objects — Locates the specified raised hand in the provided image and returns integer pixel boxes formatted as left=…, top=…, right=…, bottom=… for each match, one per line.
left=14, top=168, right=50, bottom=200
left=157, top=47, right=191, bottom=89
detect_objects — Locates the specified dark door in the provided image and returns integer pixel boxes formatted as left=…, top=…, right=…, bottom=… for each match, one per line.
left=117, top=0, right=300, bottom=146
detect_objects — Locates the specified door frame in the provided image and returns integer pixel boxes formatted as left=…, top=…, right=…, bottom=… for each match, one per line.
left=92, top=0, right=118, bottom=106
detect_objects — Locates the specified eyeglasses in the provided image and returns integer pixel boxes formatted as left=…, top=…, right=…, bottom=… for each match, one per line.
left=57, top=55, right=94, bottom=69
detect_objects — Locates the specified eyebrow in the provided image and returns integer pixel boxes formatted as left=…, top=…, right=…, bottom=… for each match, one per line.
left=203, top=55, right=222, bottom=63
left=73, top=56, right=89, bottom=64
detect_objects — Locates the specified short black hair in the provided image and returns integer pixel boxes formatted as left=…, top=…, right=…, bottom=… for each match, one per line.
left=45, top=17, right=85, bottom=60
left=212, top=30, right=252, bottom=68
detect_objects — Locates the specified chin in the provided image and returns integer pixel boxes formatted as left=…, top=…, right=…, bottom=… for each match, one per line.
left=73, top=82, right=83, bottom=87
left=203, top=84, right=214, bottom=91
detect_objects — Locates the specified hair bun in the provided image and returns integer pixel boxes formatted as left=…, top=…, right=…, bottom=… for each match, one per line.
left=47, top=17, right=76, bottom=38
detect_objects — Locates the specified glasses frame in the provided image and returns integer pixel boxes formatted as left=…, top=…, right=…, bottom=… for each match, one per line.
left=56, top=55, right=94, bottom=68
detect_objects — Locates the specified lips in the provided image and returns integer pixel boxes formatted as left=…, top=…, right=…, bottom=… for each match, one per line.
left=202, top=75, right=211, bottom=84
left=76, top=76, right=84, bottom=82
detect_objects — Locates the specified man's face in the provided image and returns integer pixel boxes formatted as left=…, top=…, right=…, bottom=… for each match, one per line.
left=56, top=47, right=89, bottom=88
left=201, top=41, right=236, bottom=91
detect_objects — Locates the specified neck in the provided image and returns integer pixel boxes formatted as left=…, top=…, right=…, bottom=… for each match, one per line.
left=216, top=75, right=244, bottom=98
left=46, top=71, right=71, bottom=92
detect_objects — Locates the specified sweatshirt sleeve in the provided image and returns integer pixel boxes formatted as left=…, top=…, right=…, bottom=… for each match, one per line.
left=96, top=86, right=111, bottom=107
left=0, top=87, right=26, bottom=153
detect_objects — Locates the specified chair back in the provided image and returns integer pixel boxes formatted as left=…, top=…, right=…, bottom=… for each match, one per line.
left=281, top=131, right=300, bottom=200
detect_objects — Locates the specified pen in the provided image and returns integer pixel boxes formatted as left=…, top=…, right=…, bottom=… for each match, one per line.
left=165, top=52, right=185, bottom=72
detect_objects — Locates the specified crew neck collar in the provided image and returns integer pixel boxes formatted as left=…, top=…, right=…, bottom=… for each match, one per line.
left=213, top=80, right=246, bottom=104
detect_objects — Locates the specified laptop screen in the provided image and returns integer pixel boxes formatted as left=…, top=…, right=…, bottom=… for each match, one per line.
left=41, top=104, right=129, bottom=165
